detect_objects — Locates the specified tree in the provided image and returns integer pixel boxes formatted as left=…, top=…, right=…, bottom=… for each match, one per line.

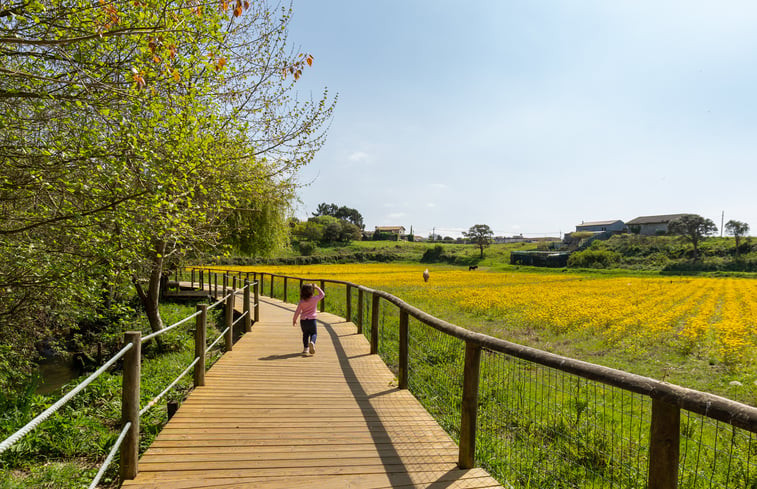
left=725, top=220, right=750, bottom=256
left=313, top=202, right=364, bottom=229
left=0, top=1, right=335, bottom=387
left=463, top=224, right=494, bottom=258
left=668, top=214, right=717, bottom=260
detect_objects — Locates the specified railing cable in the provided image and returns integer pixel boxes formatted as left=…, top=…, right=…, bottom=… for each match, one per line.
left=0, top=343, right=134, bottom=454
left=87, top=421, right=131, bottom=489
left=139, top=358, right=200, bottom=417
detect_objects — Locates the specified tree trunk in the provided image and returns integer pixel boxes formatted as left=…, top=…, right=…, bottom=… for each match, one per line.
left=133, top=240, right=167, bottom=350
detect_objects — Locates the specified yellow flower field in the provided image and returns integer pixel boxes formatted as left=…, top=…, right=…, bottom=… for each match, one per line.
left=226, top=264, right=757, bottom=365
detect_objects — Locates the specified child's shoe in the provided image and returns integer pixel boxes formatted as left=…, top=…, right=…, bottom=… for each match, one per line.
left=309, top=342, right=315, bottom=354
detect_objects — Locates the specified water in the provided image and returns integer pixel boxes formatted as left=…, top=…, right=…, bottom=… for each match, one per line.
left=35, top=359, right=80, bottom=395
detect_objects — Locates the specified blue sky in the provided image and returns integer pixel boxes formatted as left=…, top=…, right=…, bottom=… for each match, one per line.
left=287, top=1, right=757, bottom=238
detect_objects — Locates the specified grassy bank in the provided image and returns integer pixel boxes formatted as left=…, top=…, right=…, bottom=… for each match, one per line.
left=0, top=303, right=224, bottom=489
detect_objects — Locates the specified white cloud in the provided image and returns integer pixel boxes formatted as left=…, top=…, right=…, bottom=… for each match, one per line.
left=426, top=203, right=436, bottom=208
left=348, top=151, right=369, bottom=163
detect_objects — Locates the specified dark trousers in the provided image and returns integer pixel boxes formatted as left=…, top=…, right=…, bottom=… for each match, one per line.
left=300, top=319, right=317, bottom=349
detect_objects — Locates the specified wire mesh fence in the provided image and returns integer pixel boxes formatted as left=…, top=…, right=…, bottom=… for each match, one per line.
left=476, top=349, right=650, bottom=488
left=679, top=411, right=757, bottom=488
left=407, top=317, right=465, bottom=442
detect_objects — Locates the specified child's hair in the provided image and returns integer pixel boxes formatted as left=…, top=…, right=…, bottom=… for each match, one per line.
left=300, top=283, right=314, bottom=301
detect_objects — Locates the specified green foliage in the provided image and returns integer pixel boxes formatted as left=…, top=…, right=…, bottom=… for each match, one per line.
left=312, top=203, right=364, bottom=229
left=568, top=250, right=621, bottom=269
left=1, top=1, right=335, bottom=385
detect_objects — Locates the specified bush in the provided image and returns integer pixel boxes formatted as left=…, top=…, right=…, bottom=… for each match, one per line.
left=298, top=241, right=316, bottom=256
left=568, top=250, right=621, bottom=269
left=420, top=245, right=447, bottom=263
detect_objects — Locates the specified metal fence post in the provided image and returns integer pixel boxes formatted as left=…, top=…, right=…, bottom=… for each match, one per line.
left=225, top=285, right=234, bottom=352
left=194, top=304, right=207, bottom=387
left=120, top=331, right=141, bottom=481
left=399, top=310, right=409, bottom=389
left=459, top=341, right=482, bottom=469
left=244, top=280, right=252, bottom=332
left=648, top=398, right=680, bottom=489
left=357, top=288, right=364, bottom=334
left=370, top=293, right=379, bottom=355
left=346, top=285, right=352, bottom=323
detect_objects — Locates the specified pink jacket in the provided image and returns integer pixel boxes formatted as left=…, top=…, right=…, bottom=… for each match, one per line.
left=292, top=286, right=325, bottom=324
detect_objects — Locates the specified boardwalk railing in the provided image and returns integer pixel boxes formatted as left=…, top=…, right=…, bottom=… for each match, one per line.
left=0, top=272, right=259, bottom=487
left=232, top=269, right=757, bottom=489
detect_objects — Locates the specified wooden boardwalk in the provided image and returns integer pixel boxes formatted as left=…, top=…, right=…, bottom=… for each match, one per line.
left=122, top=297, right=502, bottom=488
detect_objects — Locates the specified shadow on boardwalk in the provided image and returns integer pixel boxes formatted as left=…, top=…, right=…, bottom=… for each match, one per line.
left=122, top=297, right=501, bottom=488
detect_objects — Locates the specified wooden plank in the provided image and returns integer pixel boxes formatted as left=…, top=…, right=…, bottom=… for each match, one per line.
left=124, top=296, right=502, bottom=489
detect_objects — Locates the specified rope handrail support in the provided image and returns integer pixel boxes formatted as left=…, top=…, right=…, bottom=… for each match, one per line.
left=0, top=343, right=134, bottom=454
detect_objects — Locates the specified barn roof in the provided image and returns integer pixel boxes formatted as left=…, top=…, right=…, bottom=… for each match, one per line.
left=577, top=220, right=623, bottom=227
left=626, top=214, right=692, bottom=225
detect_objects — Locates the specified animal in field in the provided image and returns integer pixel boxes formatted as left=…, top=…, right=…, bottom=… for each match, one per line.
left=468, top=265, right=478, bottom=271
left=422, top=269, right=429, bottom=282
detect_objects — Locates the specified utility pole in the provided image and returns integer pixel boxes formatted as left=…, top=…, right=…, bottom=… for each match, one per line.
left=721, top=211, right=724, bottom=237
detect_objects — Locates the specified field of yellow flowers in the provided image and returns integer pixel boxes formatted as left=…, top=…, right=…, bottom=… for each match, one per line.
left=241, top=264, right=757, bottom=368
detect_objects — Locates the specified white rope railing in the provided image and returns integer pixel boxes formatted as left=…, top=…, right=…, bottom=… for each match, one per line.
left=142, top=310, right=202, bottom=343
left=87, top=421, right=131, bottom=489
left=232, top=310, right=248, bottom=327
left=0, top=343, right=134, bottom=454
left=205, top=327, right=230, bottom=355
left=139, top=358, right=200, bottom=417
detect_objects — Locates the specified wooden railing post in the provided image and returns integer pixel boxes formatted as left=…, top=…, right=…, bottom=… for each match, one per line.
left=199, top=270, right=204, bottom=291
left=283, top=276, right=288, bottom=303
left=357, top=288, right=364, bottom=334
left=320, top=280, right=326, bottom=312
left=120, top=331, right=141, bottom=481
left=459, top=341, right=482, bottom=469
left=346, top=285, right=352, bottom=323
left=253, top=280, right=260, bottom=323
left=270, top=274, right=274, bottom=298
left=191, top=268, right=195, bottom=289
left=399, top=310, right=409, bottom=389
left=194, top=304, right=207, bottom=387
left=648, top=399, right=680, bottom=489
left=244, top=280, right=252, bottom=332
left=214, top=273, right=218, bottom=299
left=225, top=285, right=234, bottom=352
left=222, top=273, right=228, bottom=300
left=370, top=293, right=379, bottom=354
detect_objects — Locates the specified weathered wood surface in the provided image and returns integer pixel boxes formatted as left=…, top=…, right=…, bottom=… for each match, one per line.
left=122, top=296, right=502, bottom=488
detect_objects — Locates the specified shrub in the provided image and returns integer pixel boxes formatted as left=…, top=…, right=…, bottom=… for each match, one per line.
left=567, top=250, right=621, bottom=269
left=298, top=241, right=316, bottom=256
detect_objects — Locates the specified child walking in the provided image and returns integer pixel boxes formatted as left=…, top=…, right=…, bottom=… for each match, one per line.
left=292, top=283, right=325, bottom=355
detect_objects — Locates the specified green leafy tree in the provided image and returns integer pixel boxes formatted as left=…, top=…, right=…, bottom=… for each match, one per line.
left=463, top=224, right=494, bottom=258
left=668, top=214, right=717, bottom=260
left=313, top=202, right=364, bottom=229
left=0, top=1, right=335, bottom=385
left=725, top=220, right=750, bottom=256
